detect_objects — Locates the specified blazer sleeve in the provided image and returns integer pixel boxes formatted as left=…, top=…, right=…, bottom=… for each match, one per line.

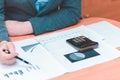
left=29, top=0, right=81, bottom=35
left=0, top=0, right=10, bottom=42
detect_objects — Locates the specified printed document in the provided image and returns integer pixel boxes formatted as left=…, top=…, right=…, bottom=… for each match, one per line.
left=0, top=25, right=120, bottom=80
left=87, top=21, right=120, bottom=48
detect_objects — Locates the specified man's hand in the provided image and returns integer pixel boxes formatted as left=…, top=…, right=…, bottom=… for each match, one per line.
left=0, top=41, right=18, bottom=65
left=5, top=20, right=33, bottom=36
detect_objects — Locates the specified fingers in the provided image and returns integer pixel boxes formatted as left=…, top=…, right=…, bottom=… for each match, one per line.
left=0, top=41, right=18, bottom=65
left=6, top=42, right=18, bottom=57
left=0, top=58, right=16, bottom=65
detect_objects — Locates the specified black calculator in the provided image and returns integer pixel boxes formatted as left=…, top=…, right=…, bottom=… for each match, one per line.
left=66, top=36, right=99, bottom=52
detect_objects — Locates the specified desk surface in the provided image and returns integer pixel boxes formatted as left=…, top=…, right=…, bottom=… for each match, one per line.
left=11, top=17, right=120, bottom=80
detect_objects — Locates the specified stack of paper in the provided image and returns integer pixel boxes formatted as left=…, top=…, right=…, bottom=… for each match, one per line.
left=1, top=21, right=120, bottom=80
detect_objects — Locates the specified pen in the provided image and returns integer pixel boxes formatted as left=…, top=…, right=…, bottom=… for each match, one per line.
left=3, top=49, right=32, bottom=65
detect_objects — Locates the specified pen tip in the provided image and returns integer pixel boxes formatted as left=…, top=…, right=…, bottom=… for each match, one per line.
left=28, top=63, right=33, bottom=66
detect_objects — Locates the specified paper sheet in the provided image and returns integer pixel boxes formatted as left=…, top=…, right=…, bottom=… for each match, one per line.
left=86, top=21, right=120, bottom=48
left=35, top=26, right=120, bottom=72
left=0, top=39, right=67, bottom=80
left=1, top=24, right=120, bottom=80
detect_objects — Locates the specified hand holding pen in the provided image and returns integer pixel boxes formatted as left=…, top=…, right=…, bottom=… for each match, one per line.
left=0, top=41, right=18, bottom=65
left=0, top=41, right=32, bottom=65
left=3, top=49, right=32, bottom=65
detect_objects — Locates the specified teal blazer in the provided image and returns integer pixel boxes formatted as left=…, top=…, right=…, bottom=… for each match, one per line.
left=0, top=0, right=81, bottom=41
